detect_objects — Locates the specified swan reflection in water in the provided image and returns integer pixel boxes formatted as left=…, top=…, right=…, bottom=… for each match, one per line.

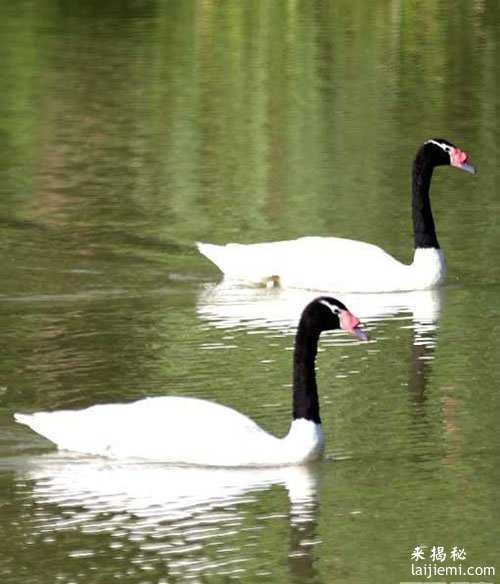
left=197, top=281, right=443, bottom=348
left=19, top=454, right=320, bottom=581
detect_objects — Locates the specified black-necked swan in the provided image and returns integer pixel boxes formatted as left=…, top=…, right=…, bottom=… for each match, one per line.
left=197, top=139, right=475, bottom=292
left=14, top=297, right=367, bottom=467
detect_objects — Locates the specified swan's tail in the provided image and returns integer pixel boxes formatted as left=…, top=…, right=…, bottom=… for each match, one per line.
left=197, top=241, right=280, bottom=287
left=14, top=413, right=34, bottom=427
left=14, top=411, right=67, bottom=448
left=196, top=242, right=229, bottom=274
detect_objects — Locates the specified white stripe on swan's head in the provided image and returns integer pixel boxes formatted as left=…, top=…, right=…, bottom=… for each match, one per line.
left=425, top=138, right=453, bottom=155
left=319, top=299, right=340, bottom=315
left=318, top=297, right=347, bottom=316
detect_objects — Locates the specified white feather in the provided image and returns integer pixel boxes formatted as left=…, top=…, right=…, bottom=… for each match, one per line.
left=197, top=238, right=446, bottom=293
left=14, top=397, right=324, bottom=467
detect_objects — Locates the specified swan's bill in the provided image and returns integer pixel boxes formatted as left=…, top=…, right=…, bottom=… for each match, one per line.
left=450, top=148, right=476, bottom=174
left=350, top=325, right=369, bottom=342
left=339, top=310, right=369, bottom=341
left=458, top=161, right=476, bottom=174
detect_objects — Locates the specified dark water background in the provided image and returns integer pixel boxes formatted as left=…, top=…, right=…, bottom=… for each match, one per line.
left=0, top=2, right=499, bottom=583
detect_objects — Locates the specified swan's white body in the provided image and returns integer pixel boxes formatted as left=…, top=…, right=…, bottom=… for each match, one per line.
left=14, top=396, right=324, bottom=467
left=197, top=238, right=446, bottom=292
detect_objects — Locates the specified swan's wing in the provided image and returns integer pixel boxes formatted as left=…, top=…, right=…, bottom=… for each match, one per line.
left=279, top=237, right=409, bottom=291
left=14, top=397, right=281, bottom=465
left=198, top=237, right=409, bottom=292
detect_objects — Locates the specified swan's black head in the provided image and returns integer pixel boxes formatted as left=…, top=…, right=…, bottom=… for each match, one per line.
left=421, top=138, right=476, bottom=174
left=302, top=297, right=368, bottom=341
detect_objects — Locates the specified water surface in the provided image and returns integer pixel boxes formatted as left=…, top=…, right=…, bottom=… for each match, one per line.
left=1, top=2, right=499, bottom=583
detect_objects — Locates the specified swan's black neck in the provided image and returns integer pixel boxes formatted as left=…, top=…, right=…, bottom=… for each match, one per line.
left=292, top=322, right=321, bottom=424
left=412, top=152, right=440, bottom=249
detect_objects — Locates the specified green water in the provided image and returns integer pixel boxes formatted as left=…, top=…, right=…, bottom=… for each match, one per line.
left=0, top=2, right=499, bottom=583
